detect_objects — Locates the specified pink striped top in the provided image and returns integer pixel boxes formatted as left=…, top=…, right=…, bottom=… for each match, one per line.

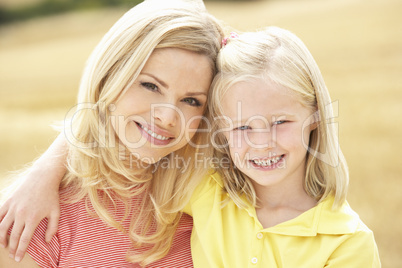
left=26, top=190, right=193, bottom=267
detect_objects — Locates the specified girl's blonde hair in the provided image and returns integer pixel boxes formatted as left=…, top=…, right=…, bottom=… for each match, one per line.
left=210, top=26, right=348, bottom=210
left=62, top=0, right=223, bottom=265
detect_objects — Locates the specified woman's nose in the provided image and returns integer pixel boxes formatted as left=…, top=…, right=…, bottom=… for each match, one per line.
left=152, top=103, right=180, bottom=128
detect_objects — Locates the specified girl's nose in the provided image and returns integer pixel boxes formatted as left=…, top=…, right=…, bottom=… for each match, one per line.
left=246, top=129, right=277, bottom=150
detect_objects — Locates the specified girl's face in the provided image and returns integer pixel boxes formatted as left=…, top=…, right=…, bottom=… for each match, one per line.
left=111, top=48, right=212, bottom=164
left=221, top=78, right=317, bottom=192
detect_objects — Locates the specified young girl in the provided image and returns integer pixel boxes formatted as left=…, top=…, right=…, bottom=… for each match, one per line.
left=183, top=27, right=381, bottom=267
left=0, top=0, right=223, bottom=266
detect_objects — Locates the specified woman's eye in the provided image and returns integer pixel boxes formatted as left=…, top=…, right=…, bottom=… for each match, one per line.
left=182, top=98, right=201, bottom=107
left=141, top=82, right=159, bottom=92
left=235, top=125, right=251, bottom=131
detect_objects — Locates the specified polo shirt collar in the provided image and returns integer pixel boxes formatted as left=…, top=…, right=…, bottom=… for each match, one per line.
left=244, top=195, right=360, bottom=237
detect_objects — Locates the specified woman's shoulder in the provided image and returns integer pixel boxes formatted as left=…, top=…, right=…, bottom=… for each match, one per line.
left=26, top=188, right=139, bottom=267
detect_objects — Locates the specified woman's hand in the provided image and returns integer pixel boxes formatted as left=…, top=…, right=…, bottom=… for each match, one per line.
left=0, top=133, right=67, bottom=262
left=0, top=168, right=61, bottom=262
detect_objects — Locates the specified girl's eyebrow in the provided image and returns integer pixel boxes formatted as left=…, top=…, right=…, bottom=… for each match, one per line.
left=231, top=113, right=297, bottom=124
left=231, top=118, right=247, bottom=125
left=271, top=113, right=296, bottom=118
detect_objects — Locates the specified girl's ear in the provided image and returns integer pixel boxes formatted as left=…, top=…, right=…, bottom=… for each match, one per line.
left=309, top=109, right=319, bottom=131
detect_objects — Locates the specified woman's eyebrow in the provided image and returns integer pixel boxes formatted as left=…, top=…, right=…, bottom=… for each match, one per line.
left=185, top=92, right=207, bottom=97
left=140, top=73, right=207, bottom=97
left=141, top=72, right=168, bottom=88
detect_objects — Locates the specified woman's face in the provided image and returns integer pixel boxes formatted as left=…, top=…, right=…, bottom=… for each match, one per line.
left=111, top=48, right=213, bottom=164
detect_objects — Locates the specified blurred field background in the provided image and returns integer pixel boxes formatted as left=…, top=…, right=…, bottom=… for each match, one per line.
left=0, top=0, right=401, bottom=266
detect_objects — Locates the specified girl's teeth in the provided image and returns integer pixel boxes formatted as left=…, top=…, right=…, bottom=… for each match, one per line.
left=140, top=125, right=170, bottom=141
left=253, top=156, right=282, bottom=167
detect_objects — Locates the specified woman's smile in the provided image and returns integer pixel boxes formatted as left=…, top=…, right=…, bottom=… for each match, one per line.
left=136, top=122, right=174, bottom=146
left=110, top=47, right=212, bottom=163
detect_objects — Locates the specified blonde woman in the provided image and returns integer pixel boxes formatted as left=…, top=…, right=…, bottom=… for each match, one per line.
left=182, top=27, right=380, bottom=267
left=0, top=0, right=223, bottom=266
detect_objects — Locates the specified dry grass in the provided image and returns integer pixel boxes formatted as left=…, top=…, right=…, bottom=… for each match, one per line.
left=0, top=0, right=42, bottom=8
left=0, top=0, right=401, bottom=266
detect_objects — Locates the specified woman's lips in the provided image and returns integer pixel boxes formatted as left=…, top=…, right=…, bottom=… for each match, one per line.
left=136, top=122, right=174, bottom=146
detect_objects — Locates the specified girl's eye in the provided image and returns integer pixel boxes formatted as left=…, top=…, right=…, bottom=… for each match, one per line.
left=182, top=97, right=202, bottom=107
left=235, top=125, right=251, bottom=131
left=273, top=120, right=287, bottom=125
left=141, top=82, right=159, bottom=92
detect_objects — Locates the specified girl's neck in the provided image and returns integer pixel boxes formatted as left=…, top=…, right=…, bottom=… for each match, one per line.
left=253, top=175, right=317, bottom=229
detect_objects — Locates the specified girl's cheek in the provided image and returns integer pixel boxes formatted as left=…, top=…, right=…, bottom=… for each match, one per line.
left=229, top=132, right=248, bottom=149
left=229, top=137, right=249, bottom=161
left=278, top=124, right=307, bottom=149
left=303, top=123, right=314, bottom=146
left=229, top=148, right=243, bottom=168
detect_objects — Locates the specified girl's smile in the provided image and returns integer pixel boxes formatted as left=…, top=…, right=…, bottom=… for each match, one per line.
left=221, top=78, right=317, bottom=191
left=250, top=154, right=285, bottom=169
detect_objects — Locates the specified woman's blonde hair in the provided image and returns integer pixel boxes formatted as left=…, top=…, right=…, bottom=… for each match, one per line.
left=210, top=26, right=348, bottom=210
left=61, top=0, right=223, bottom=265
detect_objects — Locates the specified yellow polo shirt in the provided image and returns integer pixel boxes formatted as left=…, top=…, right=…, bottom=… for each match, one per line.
left=184, top=172, right=381, bottom=268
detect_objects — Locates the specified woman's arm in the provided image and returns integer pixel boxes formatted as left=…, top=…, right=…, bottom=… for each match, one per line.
left=0, top=134, right=67, bottom=262
left=0, top=243, right=40, bottom=267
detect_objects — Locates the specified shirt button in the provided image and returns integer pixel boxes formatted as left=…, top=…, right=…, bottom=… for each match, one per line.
left=256, top=232, right=263, bottom=239
left=251, top=257, right=258, bottom=264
